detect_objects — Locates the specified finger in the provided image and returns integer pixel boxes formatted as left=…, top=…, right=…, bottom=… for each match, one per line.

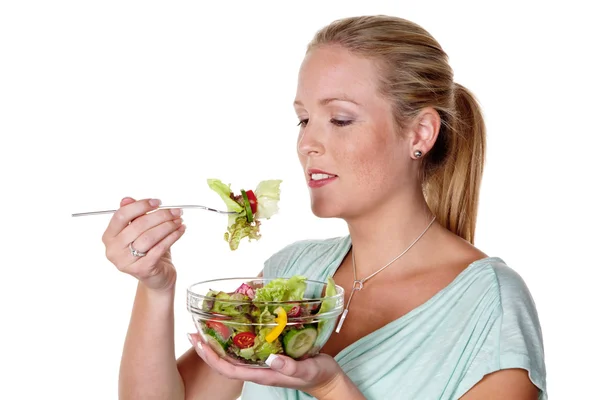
left=121, top=208, right=183, bottom=246
left=120, top=197, right=136, bottom=207
left=104, top=198, right=161, bottom=239
left=187, top=333, right=217, bottom=367
left=188, top=333, right=205, bottom=359
left=128, top=217, right=184, bottom=256
left=265, top=354, right=318, bottom=381
left=126, top=224, right=186, bottom=278
left=102, top=197, right=136, bottom=246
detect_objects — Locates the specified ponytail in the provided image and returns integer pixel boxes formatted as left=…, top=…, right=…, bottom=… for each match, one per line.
left=424, top=83, right=486, bottom=244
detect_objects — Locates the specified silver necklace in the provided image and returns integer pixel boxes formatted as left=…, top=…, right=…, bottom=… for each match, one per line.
left=335, top=216, right=437, bottom=333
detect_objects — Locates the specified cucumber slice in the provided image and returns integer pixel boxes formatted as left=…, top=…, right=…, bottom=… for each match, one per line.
left=283, top=326, right=318, bottom=359
left=240, top=189, right=254, bottom=222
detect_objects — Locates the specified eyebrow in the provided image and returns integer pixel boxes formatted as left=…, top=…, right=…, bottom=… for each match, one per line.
left=293, top=97, right=361, bottom=107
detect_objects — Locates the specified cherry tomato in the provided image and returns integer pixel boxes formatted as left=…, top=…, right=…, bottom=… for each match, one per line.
left=288, top=305, right=301, bottom=318
left=233, top=332, right=256, bottom=349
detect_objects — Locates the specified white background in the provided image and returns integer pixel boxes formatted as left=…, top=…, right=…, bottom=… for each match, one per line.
left=1, top=1, right=598, bottom=399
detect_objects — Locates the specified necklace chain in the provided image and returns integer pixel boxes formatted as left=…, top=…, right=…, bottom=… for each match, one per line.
left=335, top=216, right=436, bottom=333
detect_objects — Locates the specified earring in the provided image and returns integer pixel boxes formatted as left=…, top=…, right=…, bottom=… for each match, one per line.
left=414, top=150, right=423, bottom=158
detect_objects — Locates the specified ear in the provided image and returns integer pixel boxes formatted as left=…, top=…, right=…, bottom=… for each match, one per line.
left=407, top=107, right=440, bottom=159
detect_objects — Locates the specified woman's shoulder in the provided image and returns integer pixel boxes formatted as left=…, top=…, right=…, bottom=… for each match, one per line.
left=453, top=256, right=545, bottom=345
left=262, top=235, right=351, bottom=278
left=487, top=258, right=545, bottom=345
left=465, top=257, right=542, bottom=317
left=478, top=258, right=540, bottom=310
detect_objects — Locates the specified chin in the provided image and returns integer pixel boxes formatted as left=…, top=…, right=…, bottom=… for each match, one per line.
left=310, top=200, right=343, bottom=219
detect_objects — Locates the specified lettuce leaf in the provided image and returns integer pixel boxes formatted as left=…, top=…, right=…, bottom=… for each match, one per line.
left=317, top=277, right=337, bottom=315
left=253, top=327, right=283, bottom=361
left=254, top=179, right=282, bottom=219
left=207, top=179, right=244, bottom=215
left=251, top=307, right=274, bottom=325
left=225, top=216, right=261, bottom=251
left=316, top=276, right=338, bottom=346
left=211, top=291, right=251, bottom=316
left=253, top=276, right=307, bottom=303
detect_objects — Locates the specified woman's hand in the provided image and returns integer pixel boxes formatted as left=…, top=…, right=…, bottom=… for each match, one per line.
left=187, top=333, right=364, bottom=399
left=102, top=197, right=186, bottom=292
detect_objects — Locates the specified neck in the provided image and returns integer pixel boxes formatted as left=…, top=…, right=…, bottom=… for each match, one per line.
left=345, top=188, right=437, bottom=279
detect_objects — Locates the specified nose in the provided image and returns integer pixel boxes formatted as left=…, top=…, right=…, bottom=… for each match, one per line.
left=297, top=123, right=325, bottom=157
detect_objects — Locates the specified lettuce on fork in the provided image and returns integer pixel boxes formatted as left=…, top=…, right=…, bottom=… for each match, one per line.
left=207, top=178, right=282, bottom=251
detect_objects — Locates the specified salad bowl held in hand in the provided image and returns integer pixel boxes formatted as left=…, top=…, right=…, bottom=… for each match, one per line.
left=187, top=276, right=344, bottom=368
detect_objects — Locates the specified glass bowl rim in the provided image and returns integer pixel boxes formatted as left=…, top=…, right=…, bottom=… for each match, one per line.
left=187, top=276, right=345, bottom=305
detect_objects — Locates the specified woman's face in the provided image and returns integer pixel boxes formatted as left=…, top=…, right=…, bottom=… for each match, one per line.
left=295, top=44, right=415, bottom=219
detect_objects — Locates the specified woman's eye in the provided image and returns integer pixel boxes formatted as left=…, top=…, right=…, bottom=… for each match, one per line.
left=297, top=119, right=308, bottom=127
left=297, top=118, right=352, bottom=127
left=331, top=118, right=353, bottom=127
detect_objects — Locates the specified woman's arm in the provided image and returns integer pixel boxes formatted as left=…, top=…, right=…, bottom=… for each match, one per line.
left=119, top=283, right=185, bottom=399
left=177, top=348, right=243, bottom=400
left=309, top=372, right=366, bottom=400
left=119, top=282, right=244, bottom=400
left=104, top=198, right=245, bottom=400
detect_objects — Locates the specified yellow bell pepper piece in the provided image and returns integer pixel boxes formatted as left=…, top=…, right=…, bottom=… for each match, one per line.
left=265, top=306, right=287, bottom=343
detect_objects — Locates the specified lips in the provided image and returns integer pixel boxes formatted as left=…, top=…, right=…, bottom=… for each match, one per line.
left=307, top=168, right=336, bottom=178
left=307, top=168, right=338, bottom=188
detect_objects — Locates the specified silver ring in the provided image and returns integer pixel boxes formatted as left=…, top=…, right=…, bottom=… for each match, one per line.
left=129, top=242, right=147, bottom=257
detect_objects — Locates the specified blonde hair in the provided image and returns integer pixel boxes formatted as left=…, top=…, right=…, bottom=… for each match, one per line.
left=308, top=15, right=486, bottom=244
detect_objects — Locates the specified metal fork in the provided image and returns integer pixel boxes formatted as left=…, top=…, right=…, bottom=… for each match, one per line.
left=71, top=205, right=238, bottom=217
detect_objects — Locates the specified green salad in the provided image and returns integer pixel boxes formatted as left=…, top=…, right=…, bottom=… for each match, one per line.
left=199, top=275, right=338, bottom=364
left=207, top=179, right=282, bottom=251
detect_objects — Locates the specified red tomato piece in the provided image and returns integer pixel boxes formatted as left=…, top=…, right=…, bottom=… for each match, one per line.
left=246, top=190, right=258, bottom=214
left=233, top=332, right=256, bottom=349
left=206, top=321, right=231, bottom=340
left=288, top=305, right=301, bottom=318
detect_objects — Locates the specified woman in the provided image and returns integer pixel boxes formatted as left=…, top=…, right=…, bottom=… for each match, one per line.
left=103, top=15, right=546, bottom=400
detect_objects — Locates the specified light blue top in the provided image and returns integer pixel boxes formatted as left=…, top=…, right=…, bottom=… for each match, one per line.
left=241, top=236, right=547, bottom=399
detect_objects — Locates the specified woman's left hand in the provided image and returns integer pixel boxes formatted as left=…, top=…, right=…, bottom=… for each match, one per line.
left=188, top=333, right=350, bottom=398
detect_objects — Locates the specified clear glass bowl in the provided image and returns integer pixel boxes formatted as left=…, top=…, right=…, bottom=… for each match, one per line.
left=187, top=277, right=345, bottom=368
